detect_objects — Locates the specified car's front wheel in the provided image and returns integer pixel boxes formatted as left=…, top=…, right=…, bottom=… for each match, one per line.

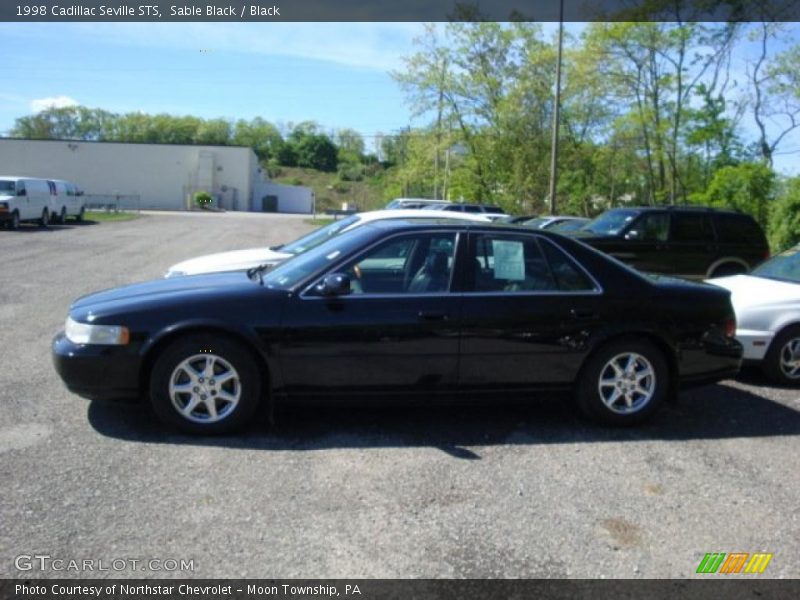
left=149, top=334, right=262, bottom=434
left=576, top=338, right=668, bottom=425
left=763, top=325, right=800, bottom=386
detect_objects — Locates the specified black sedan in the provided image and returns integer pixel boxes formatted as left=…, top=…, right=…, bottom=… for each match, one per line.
left=53, top=219, right=742, bottom=434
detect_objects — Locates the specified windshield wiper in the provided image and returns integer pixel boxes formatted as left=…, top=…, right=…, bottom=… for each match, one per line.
left=247, top=263, right=273, bottom=285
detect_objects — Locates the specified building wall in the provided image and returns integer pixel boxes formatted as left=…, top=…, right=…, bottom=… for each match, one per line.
left=0, top=139, right=256, bottom=211
left=253, top=182, right=315, bottom=214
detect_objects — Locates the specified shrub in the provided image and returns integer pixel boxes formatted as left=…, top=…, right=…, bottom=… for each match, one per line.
left=194, top=191, right=213, bottom=209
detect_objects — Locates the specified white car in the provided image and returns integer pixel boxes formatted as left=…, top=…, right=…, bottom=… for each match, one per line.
left=165, top=209, right=492, bottom=278
left=709, top=246, right=800, bottom=384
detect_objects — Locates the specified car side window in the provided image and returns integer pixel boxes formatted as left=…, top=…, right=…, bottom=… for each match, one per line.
left=632, top=213, right=669, bottom=242
left=339, top=233, right=457, bottom=295
left=469, top=234, right=557, bottom=292
left=671, top=213, right=713, bottom=242
left=538, top=239, right=597, bottom=292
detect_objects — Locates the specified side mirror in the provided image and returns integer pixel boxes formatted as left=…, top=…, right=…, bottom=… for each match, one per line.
left=17, top=189, right=26, bottom=197
left=315, top=273, right=351, bottom=297
left=624, top=230, right=640, bottom=240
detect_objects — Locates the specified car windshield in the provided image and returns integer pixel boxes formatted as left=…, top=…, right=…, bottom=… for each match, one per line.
left=550, top=219, right=588, bottom=232
left=261, top=225, right=376, bottom=290
left=583, top=210, right=640, bottom=235
left=0, top=180, right=15, bottom=194
left=280, top=214, right=360, bottom=255
left=751, top=247, right=800, bottom=283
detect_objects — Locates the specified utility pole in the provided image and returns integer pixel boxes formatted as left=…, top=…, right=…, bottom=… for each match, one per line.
left=548, top=0, right=565, bottom=215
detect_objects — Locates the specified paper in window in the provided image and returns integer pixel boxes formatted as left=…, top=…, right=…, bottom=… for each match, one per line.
left=492, top=240, right=525, bottom=281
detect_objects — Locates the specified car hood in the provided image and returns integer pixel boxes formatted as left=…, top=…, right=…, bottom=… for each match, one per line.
left=707, top=274, right=800, bottom=310
left=166, top=246, right=292, bottom=277
left=71, top=271, right=260, bottom=316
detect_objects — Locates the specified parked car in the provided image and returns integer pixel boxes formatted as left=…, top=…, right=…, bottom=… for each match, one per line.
left=567, top=206, right=769, bottom=279
left=385, top=198, right=452, bottom=209
left=53, top=218, right=742, bottom=434
left=709, top=245, right=800, bottom=384
left=0, top=176, right=53, bottom=229
left=495, top=214, right=537, bottom=225
left=436, top=203, right=506, bottom=215
left=164, top=209, right=492, bottom=277
left=548, top=218, right=591, bottom=232
left=49, top=179, right=86, bottom=224
left=522, top=215, right=588, bottom=230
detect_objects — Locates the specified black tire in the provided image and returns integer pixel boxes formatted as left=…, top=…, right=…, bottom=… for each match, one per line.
left=59, top=207, right=67, bottom=224
left=39, top=208, right=49, bottom=228
left=575, top=337, right=668, bottom=426
left=9, top=210, right=20, bottom=230
left=149, top=334, right=262, bottom=434
left=762, top=325, right=800, bottom=386
left=76, top=206, right=85, bottom=222
left=710, top=262, right=747, bottom=278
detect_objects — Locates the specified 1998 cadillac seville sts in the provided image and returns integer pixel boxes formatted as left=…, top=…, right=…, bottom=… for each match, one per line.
left=52, top=219, right=743, bottom=434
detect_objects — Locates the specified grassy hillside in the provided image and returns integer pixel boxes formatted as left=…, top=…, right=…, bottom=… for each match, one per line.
left=270, top=166, right=387, bottom=214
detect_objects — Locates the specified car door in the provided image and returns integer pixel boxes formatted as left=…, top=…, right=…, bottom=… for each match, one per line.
left=278, top=230, right=463, bottom=398
left=615, top=211, right=671, bottom=274
left=668, top=212, right=716, bottom=278
left=458, top=231, right=604, bottom=390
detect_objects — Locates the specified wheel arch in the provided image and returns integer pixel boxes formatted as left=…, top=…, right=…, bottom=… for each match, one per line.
left=138, top=322, right=277, bottom=403
left=706, top=257, right=750, bottom=279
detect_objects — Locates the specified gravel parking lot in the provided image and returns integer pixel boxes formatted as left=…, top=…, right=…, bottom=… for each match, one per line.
left=0, top=211, right=798, bottom=579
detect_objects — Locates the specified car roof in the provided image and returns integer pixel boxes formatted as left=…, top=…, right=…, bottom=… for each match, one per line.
left=355, top=209, right=492, bottom=223
left=606, top=205, right=745, bottom=216
left=363, top=217, right=558, bottom=236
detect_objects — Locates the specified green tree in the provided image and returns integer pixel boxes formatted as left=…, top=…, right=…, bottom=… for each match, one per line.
left=690, top=162, right=775, bottom=227
left=769, top=178, right=800, bottom=251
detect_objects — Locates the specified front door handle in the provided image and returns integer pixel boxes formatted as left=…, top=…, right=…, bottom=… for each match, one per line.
left=418, top=311, right=448, bottom=321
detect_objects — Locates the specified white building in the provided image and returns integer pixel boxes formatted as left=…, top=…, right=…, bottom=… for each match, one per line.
left=0, top=138, right=314, bottom=213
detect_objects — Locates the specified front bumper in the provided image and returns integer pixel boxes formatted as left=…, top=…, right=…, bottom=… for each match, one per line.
left=52, top=332, right=142, bottom=401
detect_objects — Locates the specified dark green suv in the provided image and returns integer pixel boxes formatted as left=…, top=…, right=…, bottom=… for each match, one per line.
left=568, top=206, right=769, bottom=279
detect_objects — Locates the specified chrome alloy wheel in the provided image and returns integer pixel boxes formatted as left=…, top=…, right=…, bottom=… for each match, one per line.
left=168, top=354, right=241, bottom=423
left=597, top=352, right=656, bottom=415
left=779, top=337, right=800, bottom=379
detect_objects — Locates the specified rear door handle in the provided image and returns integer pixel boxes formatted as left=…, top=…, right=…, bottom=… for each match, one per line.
left=570, top=309, right=597, bottom=320
left=418, top=311, right=448, bottom=321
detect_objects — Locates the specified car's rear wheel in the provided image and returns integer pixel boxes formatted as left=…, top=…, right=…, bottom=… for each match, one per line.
left=58, top=207, right=67, bottom=224
left=76, top=206, right=85, bottom=222
left=39, top=208, right=49, bottom=228
left=149, top=334, right=262, bottom=434
left=763, top=325, right=800, bottom=386
left=576, top=338, right=668, bottom=425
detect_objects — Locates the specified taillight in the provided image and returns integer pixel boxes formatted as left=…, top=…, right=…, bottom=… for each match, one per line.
left=724, top=317, right=736, bottom=338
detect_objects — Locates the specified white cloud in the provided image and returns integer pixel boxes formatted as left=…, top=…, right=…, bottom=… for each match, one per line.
left=31, top=95, right=79, bottom=112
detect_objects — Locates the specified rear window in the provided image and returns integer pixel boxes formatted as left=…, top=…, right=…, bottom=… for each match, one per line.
left=713, top=214, right=765, bottom=244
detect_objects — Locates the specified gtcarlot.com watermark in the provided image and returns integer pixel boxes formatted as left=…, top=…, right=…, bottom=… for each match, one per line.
left=15, top=554, right=195, bottom=573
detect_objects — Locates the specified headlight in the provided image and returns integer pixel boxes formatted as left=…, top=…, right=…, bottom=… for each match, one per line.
left=65, top=317, right=129, bottom=345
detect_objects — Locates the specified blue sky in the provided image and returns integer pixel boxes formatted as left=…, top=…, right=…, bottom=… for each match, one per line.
left=0, top=22, right=798, bottom=172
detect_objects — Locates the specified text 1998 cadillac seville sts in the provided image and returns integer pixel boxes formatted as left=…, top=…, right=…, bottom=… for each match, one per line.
left=53, top=219, right=743, bottom=434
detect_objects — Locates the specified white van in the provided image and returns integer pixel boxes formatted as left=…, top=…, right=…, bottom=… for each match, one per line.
left=49, top=179, right=86, bottom=223
left=0, top=177, right=52, bottom=229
